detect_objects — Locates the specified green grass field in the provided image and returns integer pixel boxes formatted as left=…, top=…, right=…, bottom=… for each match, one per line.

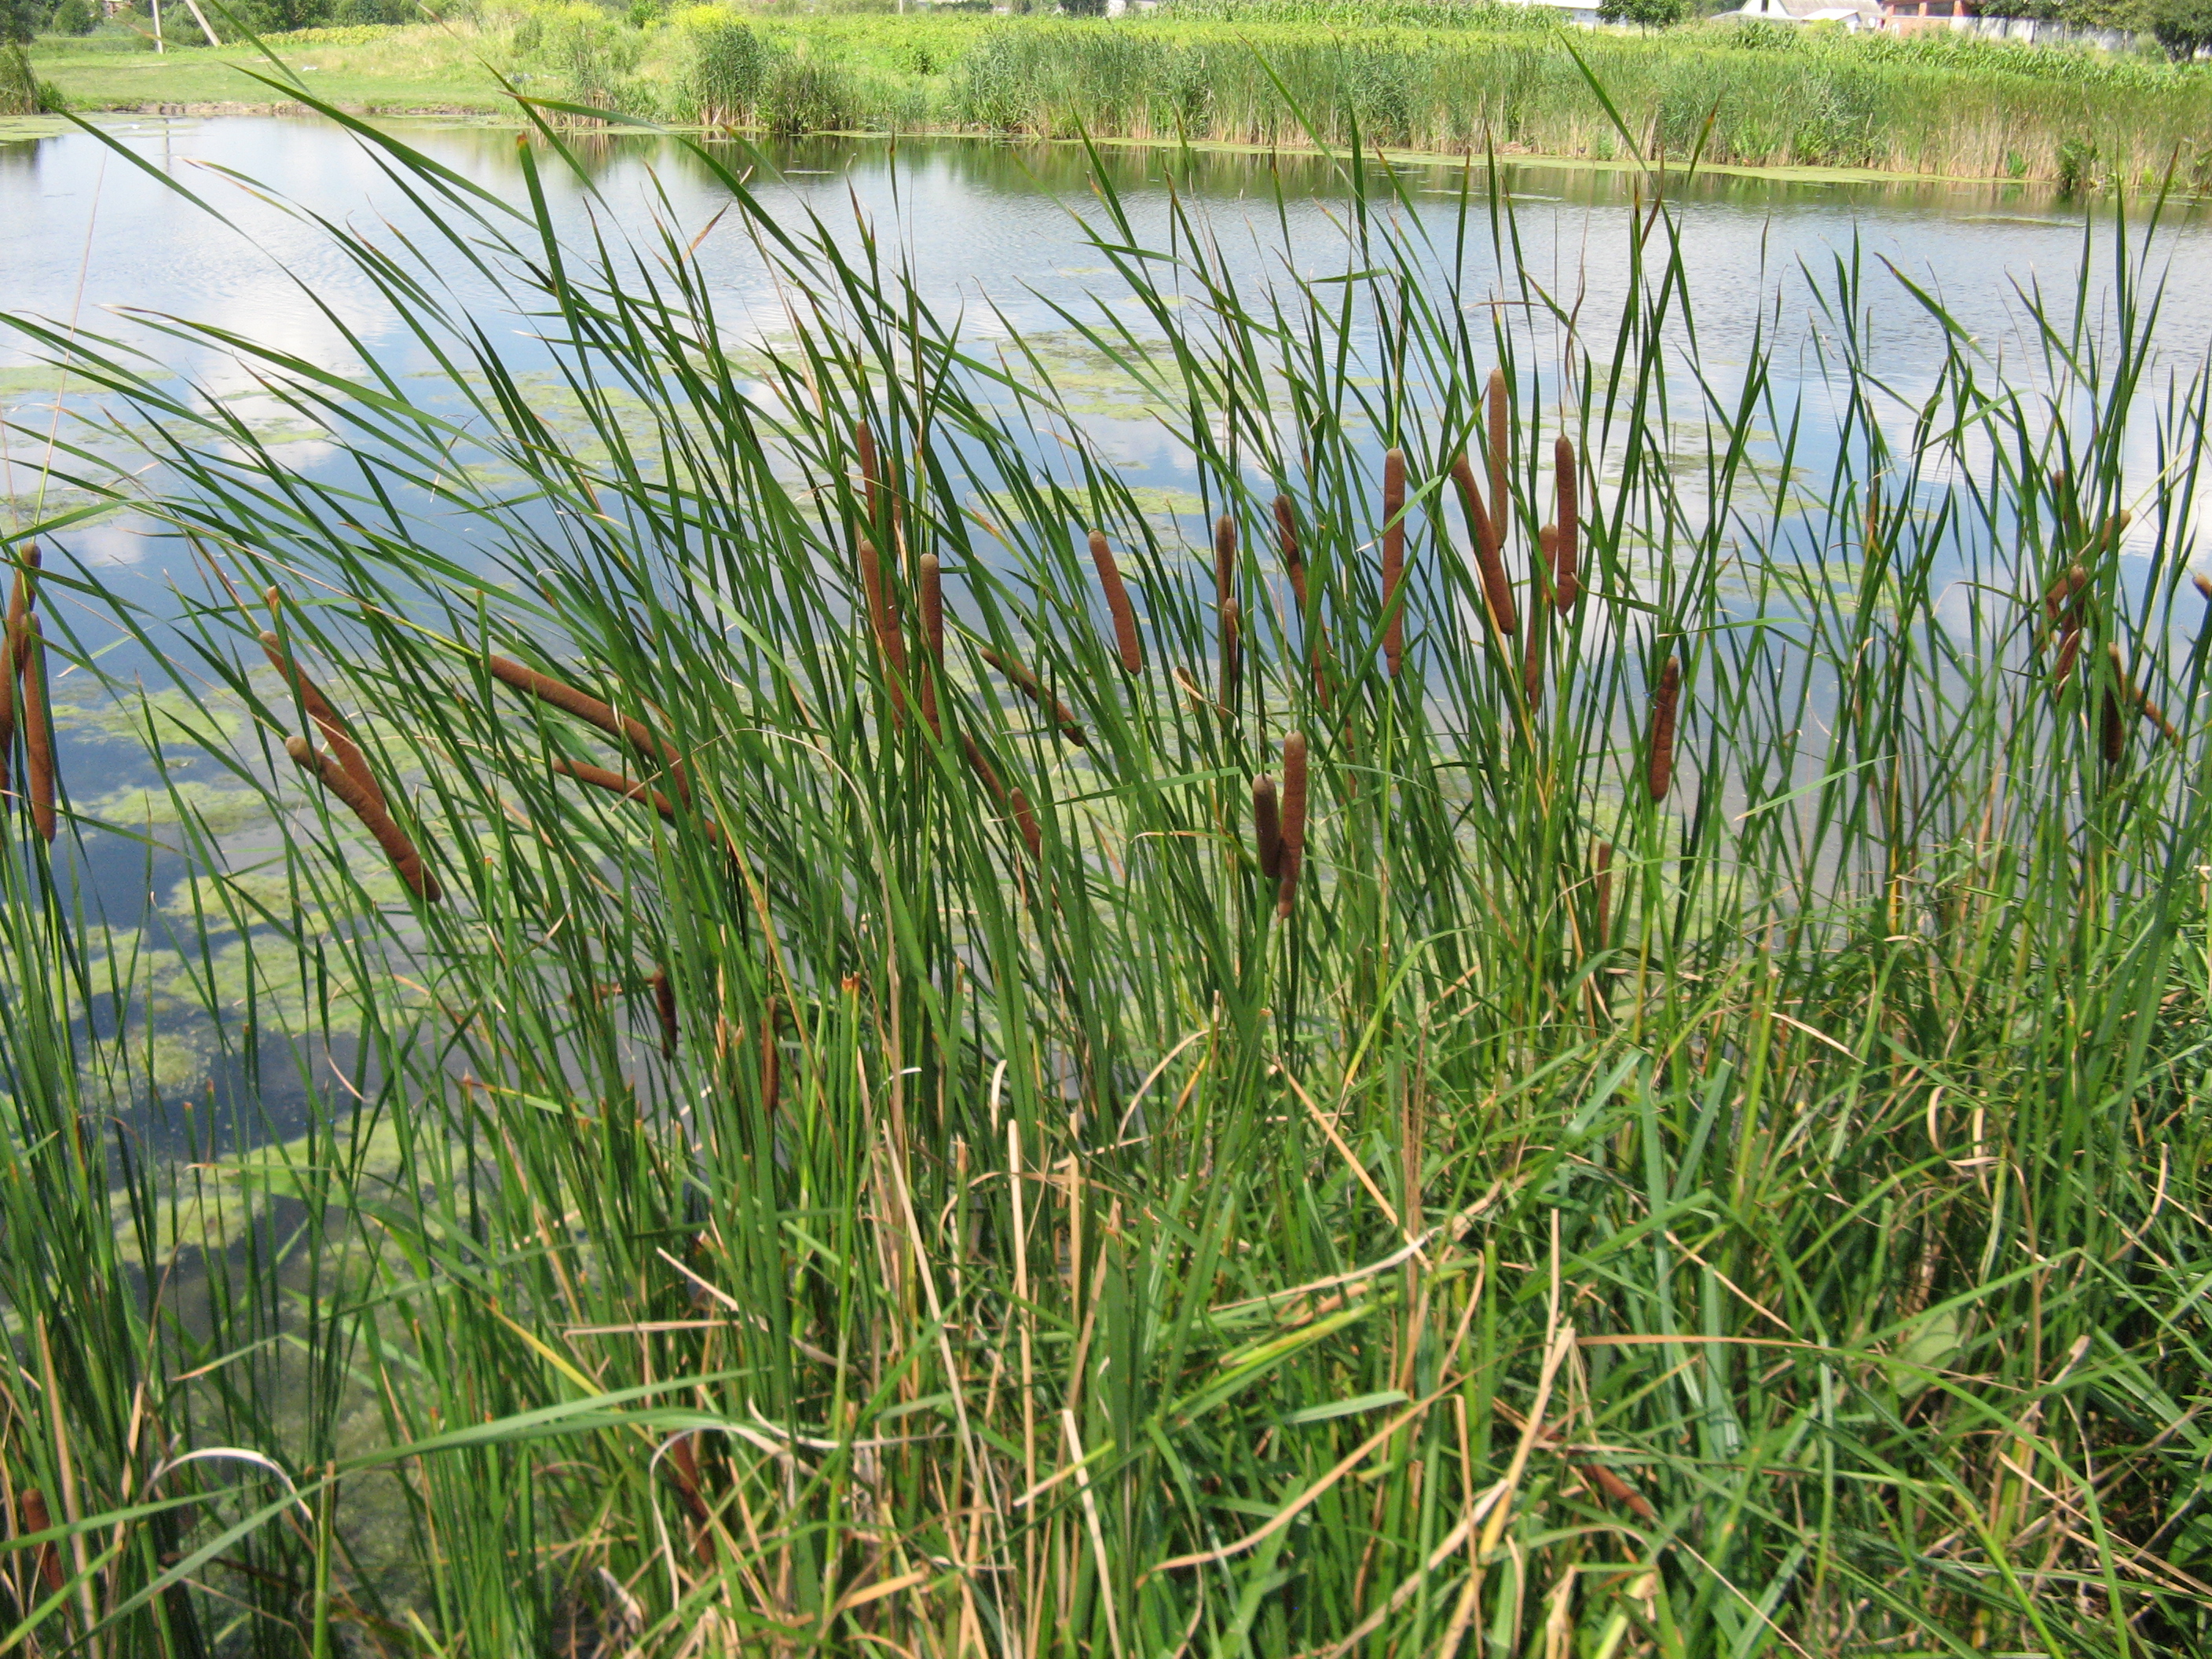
left=2, top=97, right=2210, bottom=1652
left=24, top=2, right=2212, bottom=185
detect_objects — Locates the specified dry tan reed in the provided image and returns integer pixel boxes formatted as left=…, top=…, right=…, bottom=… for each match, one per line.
left=1382, top=447, right=1407, bottom=679
left=1648, top=656, right=1680, bottom=803
left=1277, top=731, right=1308, bottom=919
left=1252, top=775, right=1282, bottom=879
left=1451, top=454, right=1517, bottom=637
left=919, top=552, right=943, bottom=738
left=1554, top=436, right=1579, bottom=611
left=485, top=654, right=691, bottom=801
left=1088, top=529, right=1143, bottom=675
left=980, top=648, right=1086, bottom=747
left=287, top=734, right=438, bottom=899
left=20, top=617, right=56, bottom=845
left=858, top=537, right=910, bottom=731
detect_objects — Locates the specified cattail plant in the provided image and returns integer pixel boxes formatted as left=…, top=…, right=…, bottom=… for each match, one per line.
left=2107, top=643, right=2180, bottom=746
left=20, top=617, right=56, bottom=844
left=287, top=734, right=438, bottom=900
left=1593, top=840, right=1613, bottom=951
left=649, top=969, right=679, bottom=1057
left=1553, top=435, right=1579, bottom=610
left=1252, top=775, right=1282, bottom=878
left=486, top=654, right=690, bottom=800
left=1525, top=527, right=1555, bottom=709
left=1276, top=731, right=1308, bottom=919
left=1451, top=454, right=1516, bottom=636
left=1647, top=655, right=1681, bottom=803
left=0, top=543, right=35, bottom=795
left=855, top=419, right=882, bottom=535
left=17, top=1490, right=59, bottom=1596
left=260, top=624, right=379, bottom=811
left=1381, top=447, right=1406, bottom=679
left=918, top=551, right=944, bottom=738
left=1275, top=495, right=1305, bottom=617
left=1486, top=368, right=1510, bottom=547
left=1219, top=599, right=1242, bottom=705
left=980, top=647, right=1086, bottom=746
left=858, top=537, right=910, bottom=730
left=1088, top=529, right=1142, bottom=675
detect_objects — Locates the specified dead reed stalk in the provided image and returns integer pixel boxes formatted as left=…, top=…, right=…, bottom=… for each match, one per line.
left=485, top=654, right=690, bottom=801
left=980, top=648, right=1086, bottom=746
left=20, top=617, right=56, bottom=844
left=288, top=734, right=439, bottom=900
left=1451, top=455, right=1516, bottom=636
left=1382, top=448, right=1407, bottom=678
left=1252, top=775, right=1282, bottom=878
left=1554, top=435, right=1579, bottom=610
left=1088, top=530, right=1143, bottom=675
left=1647, top=657, right=1680, bottom=803
left=1276, top=732, right=1308, bottom=919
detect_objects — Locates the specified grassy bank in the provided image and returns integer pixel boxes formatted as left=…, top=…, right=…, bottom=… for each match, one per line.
left=2, top=100, right=2210, bottom=1653
left=25, top=3, right=2212, bottom=185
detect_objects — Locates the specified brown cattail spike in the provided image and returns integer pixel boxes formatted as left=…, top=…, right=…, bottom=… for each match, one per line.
left=19, top=1489, right=60, bottom=1595
left=1647, top=657, right=1681, bottom=804
left=2044, top=563, right=2089, bottom=623
left=918, top=553, right=943, bottom=738
left=1214, top=512, right=1236, bottom=612
left=261, top=630, right=381, bottom=811
left=858, top=537, right=909, bottom=730
left=855, top=421, right=881, bottom=534
left=1525, top=527, right=1554, bottom=709
left=1253, top=775, right=1282, bottom=878
left=2101, top=687, right=2126, bottom=766
left=980, top=648, right=1086, bottom=747
left=1009, top=789, right=1042, bottom=863
left=21, top=617, right=57, bottom=844
left=650, top=969, right=678, bottom=1057
left=485, top=655, right=690, bottom=802
left=2108, top=643, right=2181, bottom=747
left=1219, top=599, right=1241, bottom=706
left=1089, top=530, right=1142, bottom=675
left=1452, top=454, right=1517, bottom=637
left=1276, top=732, right=1309, bottom=919
left=1554, top=434, right=1580, bottom=610
left=1275, top=496, right=1306, bottom=615
left=1382, top=447, right=1407, bottom=679
left=1486, top=369, right=1510, bottom=555
left=288, top=735, right=438, bottom=901
left=1593, top=840, right=1613, bottom=952
left=2195, top=573, right=2212, bottom=604
left=0, top=544, right=42, bottom=798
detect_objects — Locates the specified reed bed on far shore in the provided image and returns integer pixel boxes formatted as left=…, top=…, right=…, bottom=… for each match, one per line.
left=2, top=93, right=2212, bottom=1656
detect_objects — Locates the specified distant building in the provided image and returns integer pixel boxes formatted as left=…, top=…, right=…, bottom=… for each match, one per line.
left=1735, top=0, right=1884, bottom=28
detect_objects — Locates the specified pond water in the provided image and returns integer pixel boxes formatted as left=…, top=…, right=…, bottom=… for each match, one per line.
left=2, top=116, right=2209, bottom=1140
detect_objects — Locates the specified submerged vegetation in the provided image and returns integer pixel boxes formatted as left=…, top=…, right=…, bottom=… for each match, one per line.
left=22, top=0, right=2212, bottom=185
left=4, top=97, right=2212, bottom=1654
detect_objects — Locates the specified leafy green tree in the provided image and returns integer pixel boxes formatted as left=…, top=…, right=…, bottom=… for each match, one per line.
left=1599, top=0, right=1690, bottom=26
left=49, top=0, right=97, bottom=33
left=1, top=0, right=46, bottom=44
left=2141, top=0, right=2212, bottom=57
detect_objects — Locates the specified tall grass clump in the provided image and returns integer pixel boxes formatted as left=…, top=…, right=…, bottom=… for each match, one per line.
left=3, top=101, right=2212, bottom=1654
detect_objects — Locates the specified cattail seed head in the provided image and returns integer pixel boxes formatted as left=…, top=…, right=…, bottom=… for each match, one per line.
left=980, top=646, right=1086, bottom=747
left=918, top=552, right=943, bottom=738
left=288, top=733, right=439, bottom=901
left=1253, top=775, right=1282, bottom=878
left=1452, top=452, right=1517, bottom=636
left=855, top=420, right=881, bottom=533
left=1220, top=597, right=1241, bottom=706
left=19, top=1489, right=59, bottom=1594
left=2053, top=621, right=2082, bottom=687
left=2101, top=685, right=2126, bottom=766
left=2194, top=573, right=2212, bottom=604
left=1525, top=528, right=1553, bottom=709
left=261, top=629, right=382, bottom=811
left=858, top=537, right=909, bottom=730
left=1277, top=731, right=1308, bottom=918
left=1486, top=368, right=1509, bottom=550
left=1010, top=788, right=1042, bottom=863
left=21, top=617, right=55, bottom=845
left=1275, top=495, right=1306, bottom=615
left=1214, top=512, right=1237, bottom=612
left=2044, top=562, right=2089, bottom=623
left=1089, top=529, right=1143, bottom=675
left=1382, top=447, right=1406, bottom=679
left=650, top=969, right=678, bottom=1058
left=485, top=654, right=690, bottom=802
left=1553, top=434, right=1580, bottom=610
left=1647, top=656, right=1681, bottom=804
